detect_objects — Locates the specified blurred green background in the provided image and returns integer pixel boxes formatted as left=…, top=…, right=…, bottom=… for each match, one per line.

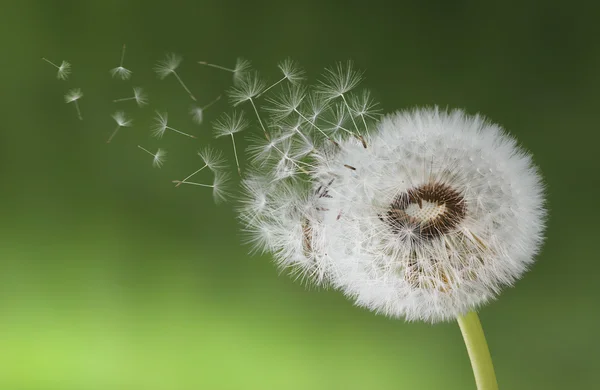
left=1, top=1, right=599, bottom=389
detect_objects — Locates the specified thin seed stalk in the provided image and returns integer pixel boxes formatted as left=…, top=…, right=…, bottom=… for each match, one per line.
left=457, top=311, right=498, bottom=390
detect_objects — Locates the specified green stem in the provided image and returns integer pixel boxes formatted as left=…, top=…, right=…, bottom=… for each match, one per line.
left=457, top=311, right=498, bottom=390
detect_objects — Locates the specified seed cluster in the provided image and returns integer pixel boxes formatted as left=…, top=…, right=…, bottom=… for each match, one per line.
left=385, top=182, right=467, bottom=239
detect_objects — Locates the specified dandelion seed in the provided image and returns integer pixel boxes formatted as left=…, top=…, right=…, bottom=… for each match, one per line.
left=348, top=89, right=382, bottom=131
left=316, top=61, right=365, bottom=141
left=138, top=145, right=166, bottom=168
left=42, top=57, right=71, bottom=80
left=113, top=87, right=148, bottom=107
left=151, top=111, right=196, bottom=139
left=110, top=44, right=132, bottom=80
left=213, top=111, right=248, bottom=176
left=190, top=95, right=221, bottom=125
left=261, top=58, right=305, bottom=95
left=174, top=147, right=226, bottom=187
left=64, top=88, right=83, bottom=120
left=107, top=111, right=133, bottom=143
left=198, top=57, right=251, bottom=86
left=154, top=53, right=196, bottom=101
left=228, top=71, right=270, bottom=140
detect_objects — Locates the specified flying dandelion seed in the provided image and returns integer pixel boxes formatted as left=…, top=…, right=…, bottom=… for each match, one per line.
left=151, top=111, right=196, bottom=139
left=42, top=57, right=71, bottom=80
left=213, top=111, right=248, bottom=176
left=113, top=87, right=148, bottom=107
left=260, top=57, right=305, bottom=96
left=137, top=145, right=166, bottom=168
left=64, top=88, right=83, bottom=120
left=110, top=44, right=132, bottom=80
left=198, top=57, right=251, bottom=87
left=107, top=111, right=133, bottom=143
left=190, top=95, right=221, bottom=125
left=154, top=53, right=197, bottom=101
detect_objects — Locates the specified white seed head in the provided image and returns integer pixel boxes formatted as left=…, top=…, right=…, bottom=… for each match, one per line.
left=112, top=111, right=133, bottom=127
left=198, top=147, right=227, bottom=171
left=190, top=106, right=204, bottom=125
left=132, top=87, right=148, bottom=107
left=154, top=53, right=182, bottom=79
left=277, top=58, right=305, bottom=84
left=316, top=61, right=364, bottom=101
left=213, top=111, right=249, bottom=138
left=110, top=66, right=132, bottom=80
left=241, top=105, right=546, bottom=323
left=153, top=148, right=167, bottom=168
left=151, top=111, right=169, bottom=138
left=233, top=57, right=252, bottom=86
left=228, top=71, right=266, bottom=106
left=212, top=171, right=231, bottom=203
left=57, top=60, right=71, bottom=80
left=64, top=88, right=83, bottom=103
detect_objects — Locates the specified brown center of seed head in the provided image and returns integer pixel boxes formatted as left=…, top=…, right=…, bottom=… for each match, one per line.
left=385, top=182, right=466, bottom=240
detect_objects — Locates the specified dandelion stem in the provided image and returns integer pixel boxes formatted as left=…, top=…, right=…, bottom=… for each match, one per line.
left=113, top=97, right=135, bottom=103
left=107, top=125, right=121, bottom=143
left=172, top=71, right=197, bottom=101
left=173, top=180, right=214, bottom=188
left=137, top=145, right=153, bottom=156
left=73, top=101, right=82, bottom=120
left=457, top=311, right=498, bottom=390
left=176, top=165, right=208, bottom=187
left=260, top=76, right=286, bottom=96
left=166, top=126, right=196, bottom=139
left=119, top=44, right=126, bottom=67
left=202, top=95, right=221, bottom=110
left=197, top=61, right=235, bottom=72
left=249, top=98, right=270, bottom=140
left=231, top=133, right=241, bottom=176
left=41, top=57, right=59, bottom=68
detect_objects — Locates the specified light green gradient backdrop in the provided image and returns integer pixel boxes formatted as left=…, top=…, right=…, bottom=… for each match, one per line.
left=1, top=1, right=599, bottom=389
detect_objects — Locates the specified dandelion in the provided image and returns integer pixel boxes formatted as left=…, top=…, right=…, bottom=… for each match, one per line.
left=151, top=111, right=196, bottom=139
left=174, top=146, right=227, bottom=186
left=113, top=87, right=148, bottom=107
left=213, top=111, right=248, bottom=175
left=198, top=57, right=251, bottom=86
left=107, top=111, right=133, bottom=143
left=137, top=145, right=166, bottom=168
left=41, top=57, right=71, bottom=80
left=110, top=44, right=132, bottom=80
left=154, top=53, right=196, bottom=101
left=239, top=101, right=545, bottom=389
left=190, top=95, right=221, bottom=125
left=64, top=88, right=83, bottom=120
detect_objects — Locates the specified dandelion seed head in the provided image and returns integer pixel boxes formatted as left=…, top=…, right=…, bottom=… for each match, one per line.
left=239, top=97, right=546, bottom=322
left=132, top=87, right=148, bottom=107
left=64, top=88, right=83, bottom=103
left=198, top=147, right=227, bottom=171
left=153, top=148, right=167, bottom=168
left=213, top=111, right=249, bottom=138
left=110, top=66, right=132, bottom=80
left=228, top=71, right=266, bottom=106
left=111, top=111, right=133, bottom=127
left=316, top=61, right=364, bottom=101
left=277, top=58, right=305, bottom=84
left=233, top=57, right=252, bottom=86
left=212, top=171, right=231, bottom=203
left=154, top=53, right=182, bottom=79
left=151, top=111, right=169, bottom=138
left=190, top=106, right=204, bottom=125
left=57, top=60, right=71, bottom=80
